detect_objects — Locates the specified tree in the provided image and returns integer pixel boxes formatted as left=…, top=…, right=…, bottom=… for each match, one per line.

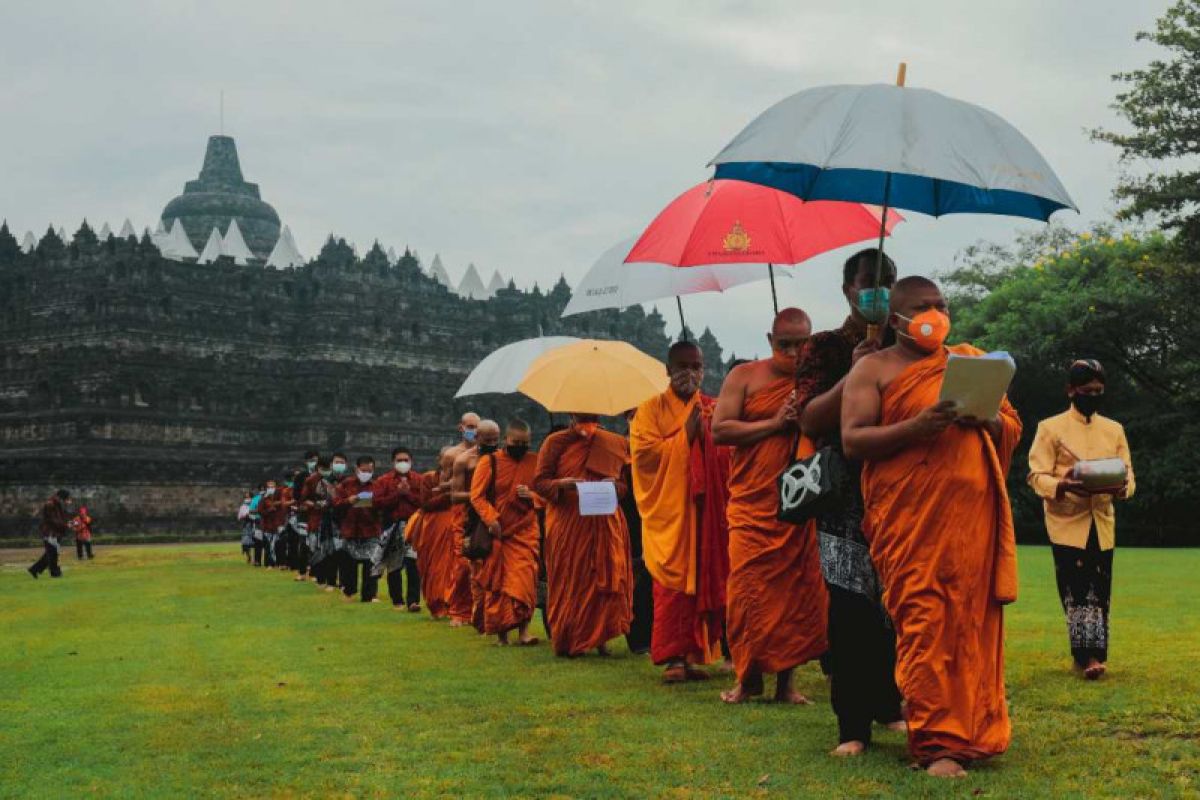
left=946, top=227, right=1199, bottom=545
left=1092, top=0, right=1200, bottom=256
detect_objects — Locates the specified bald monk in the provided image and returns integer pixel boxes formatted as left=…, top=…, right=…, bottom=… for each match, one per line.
left=842, top=276, right=1021, bottom=778
left=631, top=341, right=731, bottom=683
left=471, top=419, right=542, bottom=646
left=450, top=412, right=481, bottom=461
left=449, top=419, right=501, bottom=629
left=412, top=449, right=458, bottom=619
left=534, top=413, right=633, bottom=657
left=713, top=307, right=829, bottom=704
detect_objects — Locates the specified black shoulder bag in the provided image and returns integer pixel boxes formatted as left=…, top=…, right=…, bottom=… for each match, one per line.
left=463, top=454, right=497, bottom=560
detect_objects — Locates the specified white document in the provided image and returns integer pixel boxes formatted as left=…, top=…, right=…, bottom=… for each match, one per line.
left=576, top=481, right=618, bottom=517
left=938, top=351, right=1016, bottom=420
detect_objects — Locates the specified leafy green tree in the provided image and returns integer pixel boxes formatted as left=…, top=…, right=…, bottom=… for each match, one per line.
left=946, top=227, right=1198, bottom=544
left=1092, top=0, right=1200, bottom=256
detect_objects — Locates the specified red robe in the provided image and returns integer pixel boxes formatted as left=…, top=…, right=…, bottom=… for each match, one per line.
left=471, top=451, right=541, bottom=634
left=412, top=471, right=456, bottom=618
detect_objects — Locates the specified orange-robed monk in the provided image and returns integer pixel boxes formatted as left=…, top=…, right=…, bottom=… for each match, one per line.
left=630, top=341, right=731, bottom=684
left=534, top=413, right=633, bottom=657
left=712, top=307, right=828, bottom=704
left=842, top=276, right=1021, bottom=779
left=411, top=449, right=458, bottom=619
left=448, top=420, right=501, bottom=629
left=470, top=419, right=542, bottom=646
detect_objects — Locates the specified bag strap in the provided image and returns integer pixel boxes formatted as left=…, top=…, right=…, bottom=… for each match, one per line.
left=487, top=453, right=498, bottom=505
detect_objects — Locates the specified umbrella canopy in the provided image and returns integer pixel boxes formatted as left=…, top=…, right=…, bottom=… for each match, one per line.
left=517, top=340, right=667, bottom=416
left=455, top=336, right=582, bottom=398
left=625, top=179, right=902, bottom=267
left=561, top=237, right=794, bottom=317
left=710, top=83, right=1076, bottom=221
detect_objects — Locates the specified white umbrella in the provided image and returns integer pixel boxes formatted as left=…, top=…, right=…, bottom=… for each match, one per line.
left=455, top=336, right=582, bottom=398
left=561, top=237, right=791, bottom=328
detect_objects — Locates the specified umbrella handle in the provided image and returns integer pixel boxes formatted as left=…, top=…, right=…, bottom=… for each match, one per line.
left=769, top=263, right=779, bottom=316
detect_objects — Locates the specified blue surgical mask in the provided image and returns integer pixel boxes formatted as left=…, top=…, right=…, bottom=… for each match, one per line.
left=857, top=287, right=890, bottom=324
left=463, top=429, right=477, bottom=443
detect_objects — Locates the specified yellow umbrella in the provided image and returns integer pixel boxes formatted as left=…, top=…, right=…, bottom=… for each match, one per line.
left=517, top=339, right=668, bottom=415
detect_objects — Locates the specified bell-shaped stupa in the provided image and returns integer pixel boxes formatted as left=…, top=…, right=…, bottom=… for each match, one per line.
left=160, top=135, right=281, bottom=261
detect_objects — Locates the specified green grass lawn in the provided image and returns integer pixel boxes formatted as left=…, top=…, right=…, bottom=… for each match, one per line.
left=1, top=544, right=1197, bottom=799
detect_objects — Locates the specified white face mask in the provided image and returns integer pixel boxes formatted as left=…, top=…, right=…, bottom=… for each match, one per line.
left=356, top=470, right=373, bottom=483
left=395, top=461, right=412, bottom=474
left=332, top=463, right=347, bottom=474
left=306, top=460, right=317, bottom=471
left=265, top=487, right=276, bottom=496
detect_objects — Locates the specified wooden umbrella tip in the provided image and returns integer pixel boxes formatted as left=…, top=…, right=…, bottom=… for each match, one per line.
left=896, top=62, right=907, bottom=87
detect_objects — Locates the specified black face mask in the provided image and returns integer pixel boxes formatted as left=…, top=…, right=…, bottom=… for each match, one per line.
left=506, top=444, right=529, bottom=461
left=478, top=443, right=499, bottom=456
left=1072, top=393, right=1104, bottom=418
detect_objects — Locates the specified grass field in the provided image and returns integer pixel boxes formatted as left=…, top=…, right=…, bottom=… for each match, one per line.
left=1, top=543, right=1197, bottom=799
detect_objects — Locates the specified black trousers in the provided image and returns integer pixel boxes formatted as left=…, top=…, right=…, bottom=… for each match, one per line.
left=1052, top=526, right=1113, bottom=667
left=76, top=539, right=94, bottom=559
left=290, top=533, right=310, bottom=574
left=341, top=556, right=377, bottom=601
left=30, top=541, right=62, bottom=577
left=625, top=558, right=655, bottom=655
left=313, top=552, right=338, bottom=585
left=827, top=584, right=904, bottom=744
left=386, top=557, right=421, bottom=607
left=253, top=538, right=266, bottom=566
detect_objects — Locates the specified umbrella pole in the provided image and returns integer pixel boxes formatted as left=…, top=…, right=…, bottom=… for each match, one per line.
left=676, top=296, right=688, bottom=341
left=867, top=174, right=893, bottom=341
left=768, top=263, right=779, bottom=316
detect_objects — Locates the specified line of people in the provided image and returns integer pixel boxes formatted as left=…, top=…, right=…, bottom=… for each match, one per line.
left=229, top=248, right=1134, bottom=779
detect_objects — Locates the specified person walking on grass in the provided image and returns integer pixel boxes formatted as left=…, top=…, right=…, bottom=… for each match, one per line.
left=29, top=489, right=71, bottom=579
left=1027, top=359, right=1135, bottom=681
left=70, top=505, right=95, bottom=560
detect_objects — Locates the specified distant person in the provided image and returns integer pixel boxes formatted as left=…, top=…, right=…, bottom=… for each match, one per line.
left=308, top=455, right=347, bottom=590
left=333, top=456, right=396, bottom=602
left=630, top=342, right=731, bottom=684
left=712, top=307, right=828, bottom=705
left=373, top=446, right=423, bottom=611
left=798, top=249, right=905, bottom=756
left=237, top=491, right=254, bottom=562
left=1027, top=359, right=1135, bottom=680
left=842, top=276, right=1021, bottom=778
left=71, top=505, right=95, bottom=560
left=248, top=484, right=266, bottom=566
left=258, top=478, right=289, bottom=569
left=534, top=413, right=633, bottom=658
left=29, top=489, right=71, bottom=579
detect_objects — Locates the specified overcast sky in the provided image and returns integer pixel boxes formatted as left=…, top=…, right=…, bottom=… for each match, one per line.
left=0, top=1, right=1171, bottom=358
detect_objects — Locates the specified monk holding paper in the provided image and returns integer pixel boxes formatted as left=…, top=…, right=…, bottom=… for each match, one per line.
left=534, top=414, right=633, bottom=657
left=630, top=341, right=730, bottom=683
left=842, top=276, right=1022, bottom=778
left=713, top=308, right=828, bottom=705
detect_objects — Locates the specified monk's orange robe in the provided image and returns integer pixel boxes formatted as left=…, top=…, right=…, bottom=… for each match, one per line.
left=861, top=344, right=1021, bottom=766
left=630, top=390, right=730, bottom=665
left=471, top=450, right=541, bottom=635
left=446, top=503, right=475, bottom=624
left=534, top=428, right=633, bottom=657
left=415, top=471, right=457, bottom=619
left=725, top=375, right=828, bottom=683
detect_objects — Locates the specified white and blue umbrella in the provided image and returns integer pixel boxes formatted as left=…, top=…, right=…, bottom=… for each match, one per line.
left=709, top=80, right=1077, bottom=220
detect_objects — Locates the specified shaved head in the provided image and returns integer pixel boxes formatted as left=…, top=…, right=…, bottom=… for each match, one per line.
left=667, top=340, right=702, bottom=366
left=460, top=412, right=480, bottom=428
left=771, top=307, right=812, bottom=336
left=889, top=276, right=945, bottom=318
left=477, top=418, right=501, bottom=447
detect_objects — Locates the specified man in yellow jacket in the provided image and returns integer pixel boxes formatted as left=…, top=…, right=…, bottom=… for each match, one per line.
left=1028, top=359, right=1135, bottom=680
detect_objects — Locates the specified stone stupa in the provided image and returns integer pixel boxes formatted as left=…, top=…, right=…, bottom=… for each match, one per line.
left=161, top=135, right=281, bottom=261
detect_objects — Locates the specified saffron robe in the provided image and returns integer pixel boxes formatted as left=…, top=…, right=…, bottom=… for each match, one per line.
left=414, top=470, right=457, bottom=618
left=630, top=390, right=730, bottom=665
left=471, top=451, right=541, bottom=634
left=725, top=375, right=829, bottom=682
left=861, top=344, right=1021, bottom=766
left=534, top=428, right=633, bottom=656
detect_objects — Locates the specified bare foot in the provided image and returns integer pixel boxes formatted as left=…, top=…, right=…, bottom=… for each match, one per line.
left=926, top=758, right=967, bottom=778
left=517, top=636, right=540, bottom=647
left=448, top=620, right=467, bottom=628
left=720, top=683, right=758, bottom=704
left=774, top=690, right=813, bottom=705
left=1084, top=659, right=1106, bottom=680
left=323, top=586, right=336, bottom=593
left=886, top=720, right=908, bottom=733
left=832, top=741, right=866, bottom=757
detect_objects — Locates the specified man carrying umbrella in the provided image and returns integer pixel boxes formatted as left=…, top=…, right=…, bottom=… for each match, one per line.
left=712, top=308, right=829, bottom=704
left=799, top=249, right=905, bottom=755
left=630, top=341, right=730, bottom=683
left=842, top=276, right=1021, bottom=777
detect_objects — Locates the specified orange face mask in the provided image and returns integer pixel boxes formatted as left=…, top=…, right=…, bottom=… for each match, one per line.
left=896, top=309, right=951, bottom=352
left=576, top=421, right=599, bottom=438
